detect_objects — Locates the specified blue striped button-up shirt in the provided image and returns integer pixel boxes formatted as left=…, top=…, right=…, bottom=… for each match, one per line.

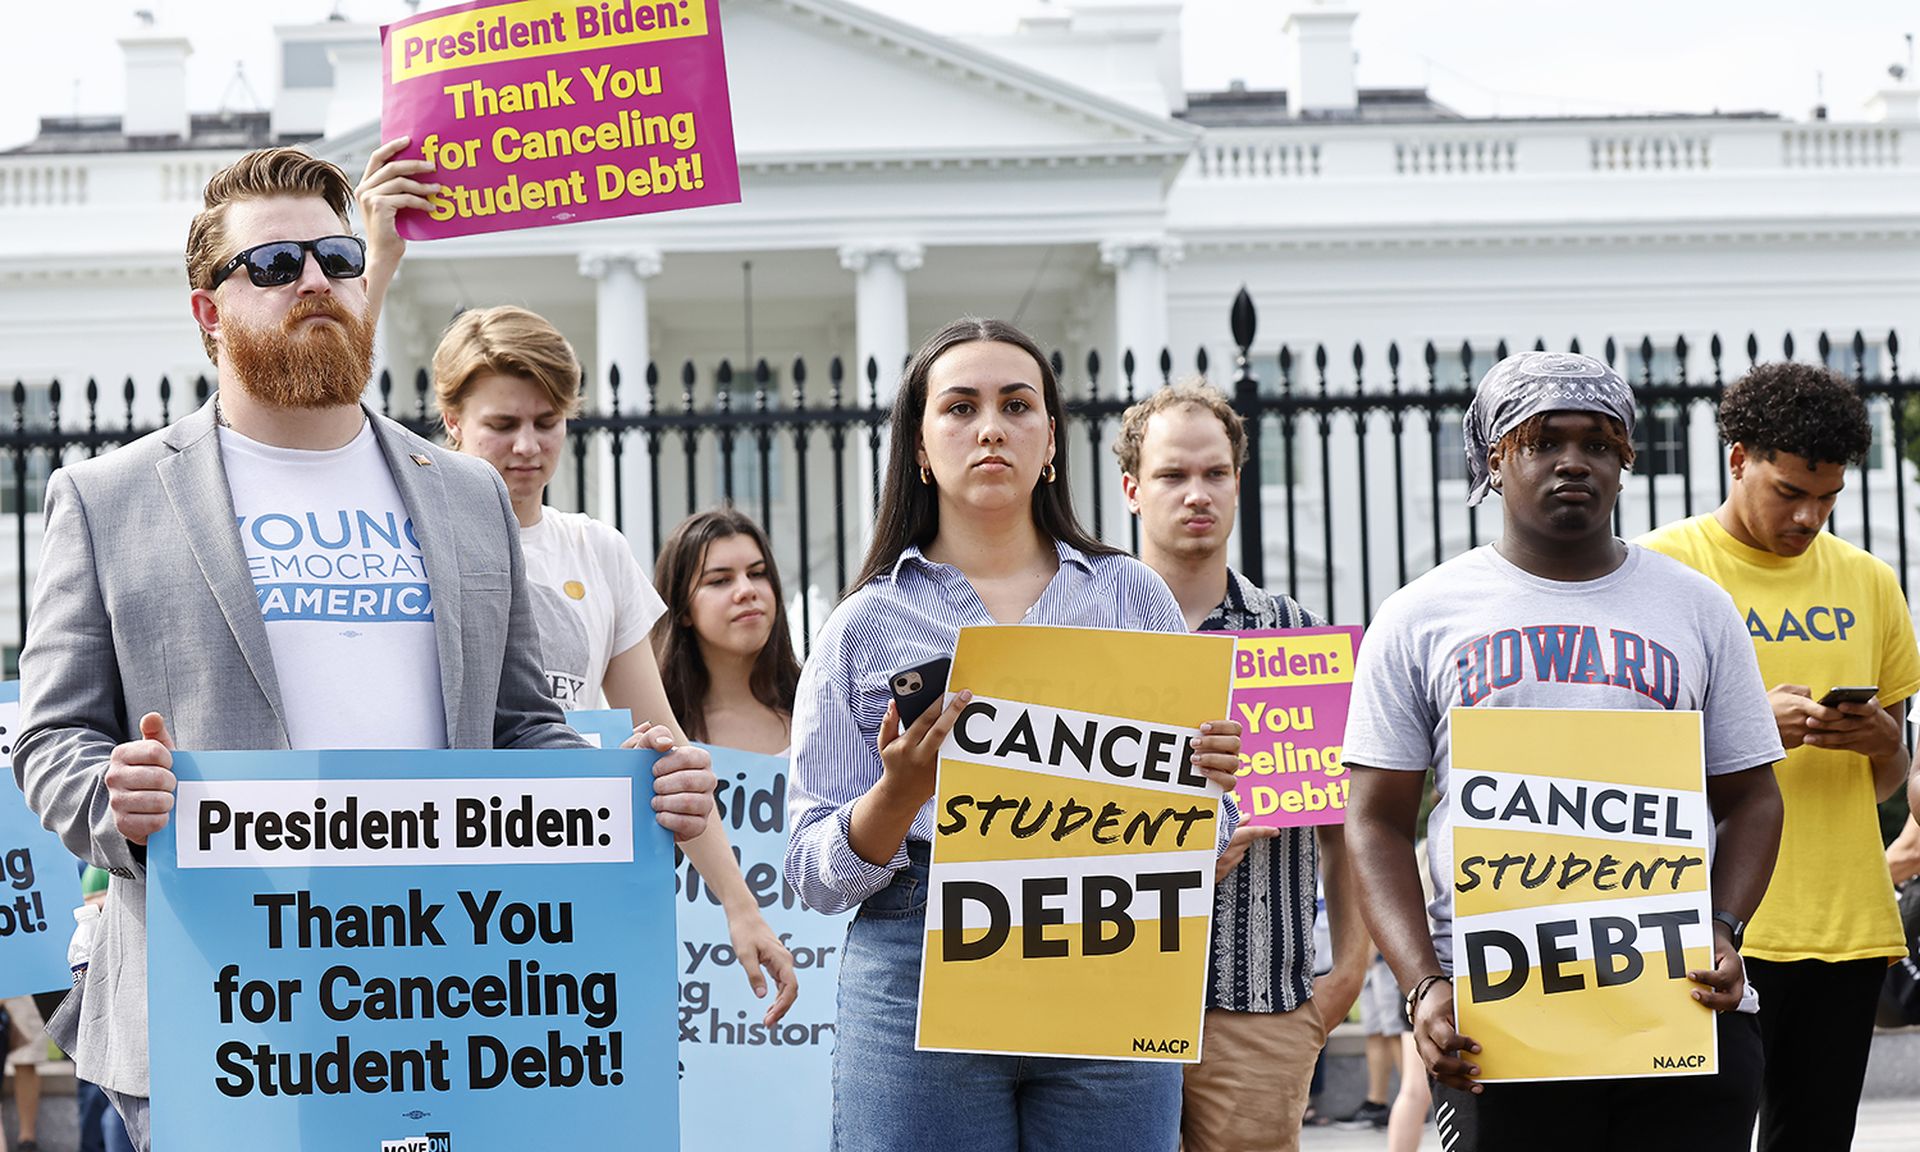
left=786, top=539, right=1241, bottom=914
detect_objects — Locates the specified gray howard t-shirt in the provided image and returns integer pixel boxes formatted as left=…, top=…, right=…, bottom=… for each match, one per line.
left=1343, top=543, right=1784, bottom=973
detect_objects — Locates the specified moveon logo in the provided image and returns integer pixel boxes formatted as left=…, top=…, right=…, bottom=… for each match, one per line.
left=380, top=1134, right=450, bottom=1152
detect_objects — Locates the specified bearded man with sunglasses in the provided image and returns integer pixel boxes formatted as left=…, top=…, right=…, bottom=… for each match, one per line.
left=13, top=148, right=717, bottom=1151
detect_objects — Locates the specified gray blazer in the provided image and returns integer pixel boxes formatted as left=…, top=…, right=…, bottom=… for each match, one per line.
left=14, top=399, right=587, bottom=1097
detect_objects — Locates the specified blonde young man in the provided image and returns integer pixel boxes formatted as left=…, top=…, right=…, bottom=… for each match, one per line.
left=1115, top=382, right=1366, bottom=1151
left=14, top=148, right=717, bottom=1150
left=1640, top=363, right=1920, bottom=1152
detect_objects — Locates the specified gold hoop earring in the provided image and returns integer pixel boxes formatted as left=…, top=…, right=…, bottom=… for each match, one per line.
left=919, top=465, right=932, bottom=486
left=1042, top=462, right=1057, bottom=484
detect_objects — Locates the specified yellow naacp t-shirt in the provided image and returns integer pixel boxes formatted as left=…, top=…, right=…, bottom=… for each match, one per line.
left=1640, top=514, right=1920, bottom=961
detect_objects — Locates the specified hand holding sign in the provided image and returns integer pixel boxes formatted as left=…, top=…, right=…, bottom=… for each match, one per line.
left=355, top=137, right=440, bottom=313
left=107, top=711, right=176, bottom=845
left=1411, top=978, right=1483, bottom=1092
left=1190, top=719, right=1243, bottom=794
left=1687, top=918, right=1745, bottom=1013
left=627, top=726, right=716, bottom=842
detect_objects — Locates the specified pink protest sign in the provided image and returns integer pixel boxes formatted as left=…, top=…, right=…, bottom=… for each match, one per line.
left=380, top=0, right=739, bottom=240
left=1229, top=627, right=1363, bottom=829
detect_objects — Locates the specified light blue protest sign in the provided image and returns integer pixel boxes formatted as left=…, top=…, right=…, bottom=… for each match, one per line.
left=148, top=748, right=680, bottom=1151
left=566, top=709, right=634, bottom=750
left=677, top=746, right=849, bottom=1151
left=0, top=680, right=84, bottom=998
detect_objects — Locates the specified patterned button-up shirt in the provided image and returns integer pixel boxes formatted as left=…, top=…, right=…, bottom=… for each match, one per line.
left=1200, top=568, right=1326, bottom=1013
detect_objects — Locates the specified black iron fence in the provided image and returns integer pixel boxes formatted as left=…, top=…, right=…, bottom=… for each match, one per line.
left=5, top=290, right=1914, bottom=661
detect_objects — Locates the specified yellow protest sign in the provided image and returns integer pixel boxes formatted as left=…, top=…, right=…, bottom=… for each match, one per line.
left=916, top=625, right=1235, bottom=1061
left=1449, top=707, right=1717, bottom=1081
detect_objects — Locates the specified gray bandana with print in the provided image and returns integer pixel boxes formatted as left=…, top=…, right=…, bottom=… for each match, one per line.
left=1463, top=351, right=1635, bottom=507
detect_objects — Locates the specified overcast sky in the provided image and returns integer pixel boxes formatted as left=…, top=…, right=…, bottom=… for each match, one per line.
left=2, top=1, right=1914, bottom=150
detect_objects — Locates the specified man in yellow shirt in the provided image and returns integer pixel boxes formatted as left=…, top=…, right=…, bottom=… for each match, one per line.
left=1641, top=362, right=1919, bottom=1152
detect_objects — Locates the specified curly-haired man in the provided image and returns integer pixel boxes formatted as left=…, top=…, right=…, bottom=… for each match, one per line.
left=1640, top=361, right=1919, bottom=1152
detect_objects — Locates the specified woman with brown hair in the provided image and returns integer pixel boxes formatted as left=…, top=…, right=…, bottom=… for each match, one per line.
left=651, top=506, right=802, bottom=755
left=784, top=316, right=1245, bottom=1148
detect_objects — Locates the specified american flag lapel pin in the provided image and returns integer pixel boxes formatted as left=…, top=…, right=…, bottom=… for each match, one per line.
left=409, top=453, right=433, bottom=467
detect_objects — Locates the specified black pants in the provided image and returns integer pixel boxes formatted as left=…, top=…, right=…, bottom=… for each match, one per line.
left=1431, top=1010, right=1763, bottom=1152
left=1746, top=955, right=1887, bottom=1152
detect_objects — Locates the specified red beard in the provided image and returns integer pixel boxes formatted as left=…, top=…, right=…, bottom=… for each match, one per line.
left=223, top=295, right=377, bottom=410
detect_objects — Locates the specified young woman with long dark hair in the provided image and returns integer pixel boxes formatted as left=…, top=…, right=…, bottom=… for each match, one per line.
left=784, top=317, right=1244, bottom=1148
left=652, top=506, right=802, bottom=754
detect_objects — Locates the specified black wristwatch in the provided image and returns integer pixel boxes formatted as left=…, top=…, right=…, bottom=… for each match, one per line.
left=1711, top=910, right=1745, bottom=951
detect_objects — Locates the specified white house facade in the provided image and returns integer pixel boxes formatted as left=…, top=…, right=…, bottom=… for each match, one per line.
left=2, top=0, right=1917, bottom=652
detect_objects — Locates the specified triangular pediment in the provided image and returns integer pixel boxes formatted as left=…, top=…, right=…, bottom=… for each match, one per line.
left=321, top=0, right=1196, bottom=172
left=724, top=0, right=1196, bottom=163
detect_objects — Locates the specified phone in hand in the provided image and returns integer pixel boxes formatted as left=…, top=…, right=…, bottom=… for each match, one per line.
left=889, top=657, right=952, bottom=727
left=1818, top=685, right=1879, bottom=708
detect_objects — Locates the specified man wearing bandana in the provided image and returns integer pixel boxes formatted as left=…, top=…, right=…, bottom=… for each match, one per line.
left=1339, top=352, right=1786, bottom=1151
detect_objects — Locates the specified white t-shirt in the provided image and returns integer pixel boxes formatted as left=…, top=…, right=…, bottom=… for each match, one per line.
left=1343, top=543, right=1784, bottom=975
left=220, top=420, right=447, bottom=749
left=518, top=506, right=667, bottom=710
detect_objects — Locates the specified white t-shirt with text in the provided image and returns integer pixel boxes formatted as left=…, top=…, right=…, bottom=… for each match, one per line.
left=519, top=506, right=667, bottom=710
left=1343, top=543, right=1783, bottom=974
left=220, top=420, right=447, bottom=749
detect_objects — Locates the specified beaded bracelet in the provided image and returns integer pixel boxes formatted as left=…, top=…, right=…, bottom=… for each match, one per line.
left=1403, top=973, right=1447, bottom=1027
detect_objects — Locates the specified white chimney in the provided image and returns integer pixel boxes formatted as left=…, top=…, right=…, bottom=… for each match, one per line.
left=1284, top=2, right=1358, bottom=118
left=120, top=21, right=193, bottom=139
left=1864, top=87, right=1920, bottom=122
left=1071, top=3, right=1187, bottom=114
left=325, top=33, right=384, bottom=138
left=272, top=19, right=379, bottom=140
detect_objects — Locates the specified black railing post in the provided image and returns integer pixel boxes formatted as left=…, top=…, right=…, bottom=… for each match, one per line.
left=1315, top=345, right=1334, bottom=620
left=84, top=378, right=98, bottom=459
left=1888, top=331, right=1908, bottom=595
left=791, top=357, right=813, bottom=652
left=1711, top=335, right=1729, bottom=504
left=754, top=358, right=773, bottom=530
left=1387, top=343, right=1408, bottom=587
left=1085, top=349, right=1103, bottom=541
left=1351, top=344, right=1372, bottom=617
left=608, top=363, right=626, bottom=534
left=13, top=382, right=28, bottom=646
left=1281, top=345, right=1299, bottom=597
left=1123, top=349, right=1141, bottom=555
left=865, top=357, right=883, bottom=515
left=1675, top=334, right=1694, bottom=517
left=1229, top=287, right=1263, bottom=586
left=645, top=362, right=662, bottom=556
left=717, top=360, right=736, bottom=504
left=680, top=362, right=699, bottom=516
left=1640, top=335, right=1657, bottom=533
left=829, top=357, right=849, bottom=594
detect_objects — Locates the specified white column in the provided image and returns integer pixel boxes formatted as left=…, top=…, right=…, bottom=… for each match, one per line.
left=580, top=248, right=663, bottom=558
left=839, top=242, right=924, bottom=404
left=1100, top=236, right=1183, bottom=386
left=838, top=241, right=923, bottom=528
left=369, top=277, right=424, bottom=413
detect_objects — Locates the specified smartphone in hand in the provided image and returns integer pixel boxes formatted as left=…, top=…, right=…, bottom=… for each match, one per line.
left=889, top=657, right=953, bottom=727
left=1818, top=685, right=1878, bottom=708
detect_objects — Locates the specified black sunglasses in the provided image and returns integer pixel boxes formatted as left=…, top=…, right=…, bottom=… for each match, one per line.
left=211, top=235, right=367, bottom=288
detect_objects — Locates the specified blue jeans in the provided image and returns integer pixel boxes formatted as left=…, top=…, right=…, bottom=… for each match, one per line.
left=100, top=1088, right=149, bottom=1152
left=831, top=842, right=1181, bottom=1151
